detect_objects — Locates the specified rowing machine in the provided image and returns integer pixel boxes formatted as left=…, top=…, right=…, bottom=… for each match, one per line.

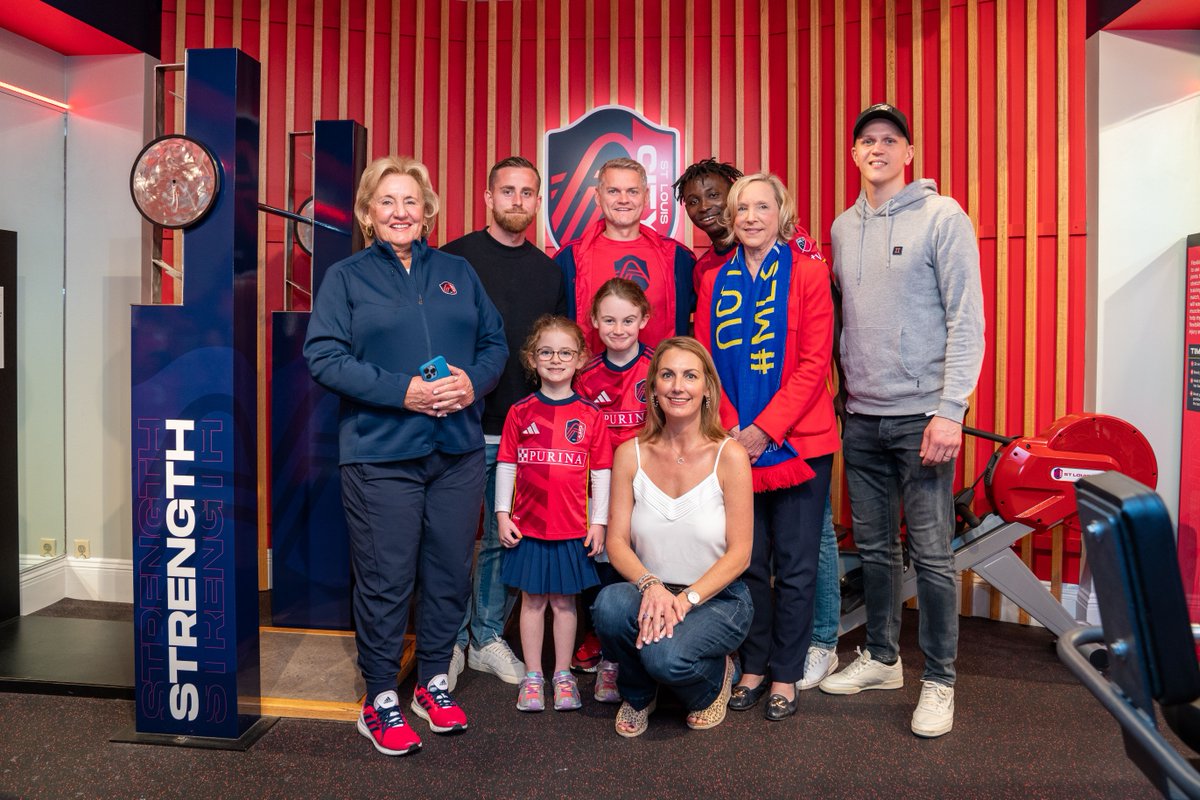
left=838, top=413, right=1159, bottom=638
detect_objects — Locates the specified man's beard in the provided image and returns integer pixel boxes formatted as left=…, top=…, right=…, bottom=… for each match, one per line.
left=492, top=207, right=535, bottom=234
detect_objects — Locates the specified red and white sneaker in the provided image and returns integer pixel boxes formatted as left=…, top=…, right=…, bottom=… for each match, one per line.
left=412, top=679, right=469, bottom=734
left=358, top=690, right=422, bottom=756
left=571, top=631, right=603, bottom=673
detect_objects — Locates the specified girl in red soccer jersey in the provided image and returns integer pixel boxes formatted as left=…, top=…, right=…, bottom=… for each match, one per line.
left=497, top=316, right=613, bottom=712
left=571, top=279, right=655, bottom=701
left=578, top=279, right=654, bottom=450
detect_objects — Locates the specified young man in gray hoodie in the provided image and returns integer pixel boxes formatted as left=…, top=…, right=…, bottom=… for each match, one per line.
left=818, top=103, right=984, bottom=739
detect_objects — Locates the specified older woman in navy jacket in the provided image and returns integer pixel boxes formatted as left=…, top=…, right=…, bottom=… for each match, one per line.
left=305, top=156, right=507, bottom=757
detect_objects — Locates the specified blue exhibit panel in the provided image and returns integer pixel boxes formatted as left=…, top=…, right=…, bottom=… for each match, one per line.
left=270, top=310, right=347, bottom=628
left=130, top=48, right=261, bottom=739
left=270, top=120, right=365, bottom=630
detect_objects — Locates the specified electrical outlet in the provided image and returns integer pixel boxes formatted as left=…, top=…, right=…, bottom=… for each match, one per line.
left=74, top=539, right=91, bottom=559
left=39, top=538, right=57, bottom=557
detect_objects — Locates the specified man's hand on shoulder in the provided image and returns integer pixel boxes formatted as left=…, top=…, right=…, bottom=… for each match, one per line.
left=920, top=415, right=962, bottom=467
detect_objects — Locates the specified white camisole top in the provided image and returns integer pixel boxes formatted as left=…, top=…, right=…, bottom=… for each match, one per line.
left=629, top=437, right=731, bottom=586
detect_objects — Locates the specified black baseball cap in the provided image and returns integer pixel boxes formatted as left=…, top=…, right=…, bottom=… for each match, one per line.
left=853, top=103, right=911, bottom=141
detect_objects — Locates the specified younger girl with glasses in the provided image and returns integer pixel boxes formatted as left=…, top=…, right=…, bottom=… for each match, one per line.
left=497, top=315, right=613, bottom=712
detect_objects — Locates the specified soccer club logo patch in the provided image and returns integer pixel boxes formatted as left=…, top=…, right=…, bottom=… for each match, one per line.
left=544, top=105, right=680, bottom=248
left=439, top=281, right=457, bottom=295
left=614, top=256, right=650, bottom=289
left=634, top=379, right=647, bottom=404
left=564, top=418, right=586, bottom=444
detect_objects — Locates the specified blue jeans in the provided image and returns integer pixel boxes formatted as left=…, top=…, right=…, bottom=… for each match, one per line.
left=455, top=443, right=517, bottom=649
left=842, top=413, right=958, bottom=686
left=811, top=497, right=840, bottom=650
left=593, top=581, right=752, bottom=711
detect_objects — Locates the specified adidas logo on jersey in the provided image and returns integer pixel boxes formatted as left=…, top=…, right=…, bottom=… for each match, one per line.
left=521, top=422, right=541, bottom=435
left=593, top=390, right=612, bottom=404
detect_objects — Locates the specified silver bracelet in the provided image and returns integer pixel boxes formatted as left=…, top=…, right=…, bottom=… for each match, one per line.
left=638, top=577, right=663, bottom=594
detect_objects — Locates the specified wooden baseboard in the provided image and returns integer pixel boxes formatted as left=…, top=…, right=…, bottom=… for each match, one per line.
left=258, top=696, right=362, bottom=722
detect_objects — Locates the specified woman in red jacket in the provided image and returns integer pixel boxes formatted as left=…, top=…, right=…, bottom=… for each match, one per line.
left=692, top=173, right=839, bottom=721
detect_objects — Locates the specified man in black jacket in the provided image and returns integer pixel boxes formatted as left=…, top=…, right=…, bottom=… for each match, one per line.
left=441, top=156, right=567, bottom=688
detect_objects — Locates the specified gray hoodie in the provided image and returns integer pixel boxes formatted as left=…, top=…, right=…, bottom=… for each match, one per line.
left=830, top=178, right=984, bottom=423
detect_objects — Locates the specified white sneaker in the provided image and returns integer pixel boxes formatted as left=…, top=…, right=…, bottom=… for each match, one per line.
left=796, top=646, right=838, bottom=691
left=818, top=647, right=903, bottom=695
left=467, top=639, right=525, bottom=684
left=448, top=644, right=465, bottom=691
left=911, top=680, right=954, bottom=737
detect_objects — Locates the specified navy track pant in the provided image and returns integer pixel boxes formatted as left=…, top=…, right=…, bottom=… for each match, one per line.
left=340, top=449, right=485, bottom=700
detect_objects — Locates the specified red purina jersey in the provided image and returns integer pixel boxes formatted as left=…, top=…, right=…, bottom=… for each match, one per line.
left=498, top=392, right=613, bottom=540
left=575, top=344, right=654, bottom=452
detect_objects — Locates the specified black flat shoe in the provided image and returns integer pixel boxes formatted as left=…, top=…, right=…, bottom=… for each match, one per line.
left=764, top=693, right=798, bottom=721
left=728, top=683, right=768, bottom=711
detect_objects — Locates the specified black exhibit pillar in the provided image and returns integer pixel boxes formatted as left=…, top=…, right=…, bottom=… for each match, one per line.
left=0, top=230, right=17, bottom=622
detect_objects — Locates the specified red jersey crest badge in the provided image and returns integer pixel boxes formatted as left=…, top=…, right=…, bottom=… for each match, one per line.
left=564, top=418, right=586, bottom=444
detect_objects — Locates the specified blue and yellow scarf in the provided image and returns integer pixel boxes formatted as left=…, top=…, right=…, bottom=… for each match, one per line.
left=709, top=241, right=798, bottom=468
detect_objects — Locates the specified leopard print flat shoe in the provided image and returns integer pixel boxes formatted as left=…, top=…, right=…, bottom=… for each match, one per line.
left=687, top=655, right=733, bottom=730
left=615, top=698, right=657, bottom=738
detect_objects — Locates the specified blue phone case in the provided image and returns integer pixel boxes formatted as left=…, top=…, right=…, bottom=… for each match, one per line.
left=419, top=356, right=451, bottom=382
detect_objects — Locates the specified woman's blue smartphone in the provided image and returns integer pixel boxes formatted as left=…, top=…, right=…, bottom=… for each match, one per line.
left=419, top=355, right=451, bottom=381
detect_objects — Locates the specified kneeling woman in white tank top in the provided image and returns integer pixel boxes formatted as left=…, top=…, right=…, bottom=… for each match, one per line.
left=593, top=336, right=754, bottom=737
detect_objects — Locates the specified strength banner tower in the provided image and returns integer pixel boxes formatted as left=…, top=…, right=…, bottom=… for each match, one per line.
left=129, top=48, right=267, bottom=744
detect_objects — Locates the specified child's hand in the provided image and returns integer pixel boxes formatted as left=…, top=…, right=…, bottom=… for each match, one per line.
left=497, top=513, right=522, bottom=547
left=584, top=524, right=606, bottom=557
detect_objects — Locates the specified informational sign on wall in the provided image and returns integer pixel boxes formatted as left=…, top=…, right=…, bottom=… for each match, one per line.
left=1179, top=232, right=1200, bottom=624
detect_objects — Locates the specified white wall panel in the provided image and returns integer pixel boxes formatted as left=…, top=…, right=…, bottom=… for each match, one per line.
left=63, top=53, right=154, bottom=569
left=1091, top=30, right=1200, bottom=523
left=0, top=89, right=66, bottom=566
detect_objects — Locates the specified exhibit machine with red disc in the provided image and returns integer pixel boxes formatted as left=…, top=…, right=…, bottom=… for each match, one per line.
left=839, top=412, right=1159, bottom=637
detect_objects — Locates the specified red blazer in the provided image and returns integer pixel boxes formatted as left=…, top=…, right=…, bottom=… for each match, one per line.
left=693, top=231, right=840, bottom=492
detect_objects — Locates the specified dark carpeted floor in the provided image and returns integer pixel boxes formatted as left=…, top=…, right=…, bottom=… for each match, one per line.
left=29, top=597, right=131, bottom=622
left=0, top=607, right=1170, bottom=799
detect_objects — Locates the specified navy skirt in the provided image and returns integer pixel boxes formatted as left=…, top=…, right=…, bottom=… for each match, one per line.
left=502, top=536, right=600, bottom=596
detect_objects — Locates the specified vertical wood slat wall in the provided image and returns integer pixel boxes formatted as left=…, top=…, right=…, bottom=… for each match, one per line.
left=162, top=0, right=1087, bottom=614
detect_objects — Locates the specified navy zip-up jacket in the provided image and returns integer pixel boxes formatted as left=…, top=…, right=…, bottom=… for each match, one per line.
left=304, top=237, right=508, bottom=465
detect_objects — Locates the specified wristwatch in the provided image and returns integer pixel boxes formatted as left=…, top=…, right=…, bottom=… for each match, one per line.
left=685, top=589, right=701, bottom=607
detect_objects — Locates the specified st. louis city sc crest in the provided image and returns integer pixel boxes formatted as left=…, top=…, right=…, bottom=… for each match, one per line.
left=544, top=105, right=680, bottom=248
